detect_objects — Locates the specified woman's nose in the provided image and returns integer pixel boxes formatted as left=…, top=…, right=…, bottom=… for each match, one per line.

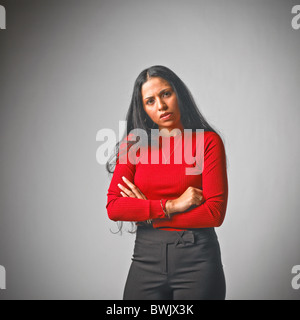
left=157, top=98, right=167, bottom=110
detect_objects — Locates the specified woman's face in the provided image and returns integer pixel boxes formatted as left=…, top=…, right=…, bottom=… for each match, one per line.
left=141, top=77, right=184, bottom=133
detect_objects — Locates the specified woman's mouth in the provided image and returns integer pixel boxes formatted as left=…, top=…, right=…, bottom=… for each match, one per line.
left=160, top=113, right=173, bottom=120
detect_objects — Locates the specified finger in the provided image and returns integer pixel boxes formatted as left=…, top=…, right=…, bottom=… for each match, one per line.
left=121, top=176, right=137, bottom=190
left=118, top=183, right=136, bottom=198
left=199, top=195, right=205, bottom=203
left=195, top=188, right=203, bottom=197
left=139, top=190, right=148, bottom=200
left=194, top=192, right=204, bottom=204
left=121, top=176, right=145, bottom=199
left=120, top=191, right=128, bottom=197
left=195, top=197, right=202, bottom=206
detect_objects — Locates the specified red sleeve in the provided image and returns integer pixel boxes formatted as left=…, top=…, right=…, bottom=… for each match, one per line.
left=106, top=136, right=166, bottom=222
left=152, top=132, right=228, bottom=229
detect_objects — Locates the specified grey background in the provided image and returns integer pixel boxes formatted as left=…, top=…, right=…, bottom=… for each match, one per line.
left=0, top=0, right=300, bottom=300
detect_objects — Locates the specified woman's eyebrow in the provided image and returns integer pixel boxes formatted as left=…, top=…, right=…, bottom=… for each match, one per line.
left=144, top=88, right=172, bottom=100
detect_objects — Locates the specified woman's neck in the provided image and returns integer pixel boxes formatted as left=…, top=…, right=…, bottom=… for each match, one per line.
left=158, top=127, right=183, bottom=137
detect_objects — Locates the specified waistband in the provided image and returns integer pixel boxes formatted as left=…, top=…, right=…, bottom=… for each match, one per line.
left=136, top=226, right=218, bottom=246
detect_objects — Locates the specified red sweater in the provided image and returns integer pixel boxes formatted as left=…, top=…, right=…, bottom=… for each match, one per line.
left=106, top=131, right=228, bottom=231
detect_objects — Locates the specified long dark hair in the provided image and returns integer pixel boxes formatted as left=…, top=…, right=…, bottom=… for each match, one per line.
left=105, top=65, right=224, bottom=233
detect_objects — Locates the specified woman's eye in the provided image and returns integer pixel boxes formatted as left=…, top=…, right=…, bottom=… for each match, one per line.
left=146, top=92, right=171, bottom=105
left=146, top=99, right=154, bottom=105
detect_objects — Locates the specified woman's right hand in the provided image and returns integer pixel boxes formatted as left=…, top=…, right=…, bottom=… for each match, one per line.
left=166, top=187, right=204, bottom=215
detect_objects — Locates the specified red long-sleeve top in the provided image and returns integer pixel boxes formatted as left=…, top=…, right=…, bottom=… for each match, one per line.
left=106, top=130, right=228, bottom=231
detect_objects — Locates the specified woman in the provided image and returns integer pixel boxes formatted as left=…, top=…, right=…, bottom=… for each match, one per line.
left=106, top=65, right=228, bottom=300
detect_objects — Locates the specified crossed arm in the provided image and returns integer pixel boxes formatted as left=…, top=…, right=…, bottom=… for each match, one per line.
left=106, top=132, right=228, bottom=228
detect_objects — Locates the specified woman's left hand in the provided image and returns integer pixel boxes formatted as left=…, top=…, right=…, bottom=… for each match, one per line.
left=118, top=176, right=147, bottom=200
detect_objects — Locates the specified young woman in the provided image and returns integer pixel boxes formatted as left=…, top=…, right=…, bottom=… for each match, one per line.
left=106, top=65, right=228, bottom=300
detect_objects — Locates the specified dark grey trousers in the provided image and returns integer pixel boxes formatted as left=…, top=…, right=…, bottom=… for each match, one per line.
left=123, top=226, right=226, bottom=300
